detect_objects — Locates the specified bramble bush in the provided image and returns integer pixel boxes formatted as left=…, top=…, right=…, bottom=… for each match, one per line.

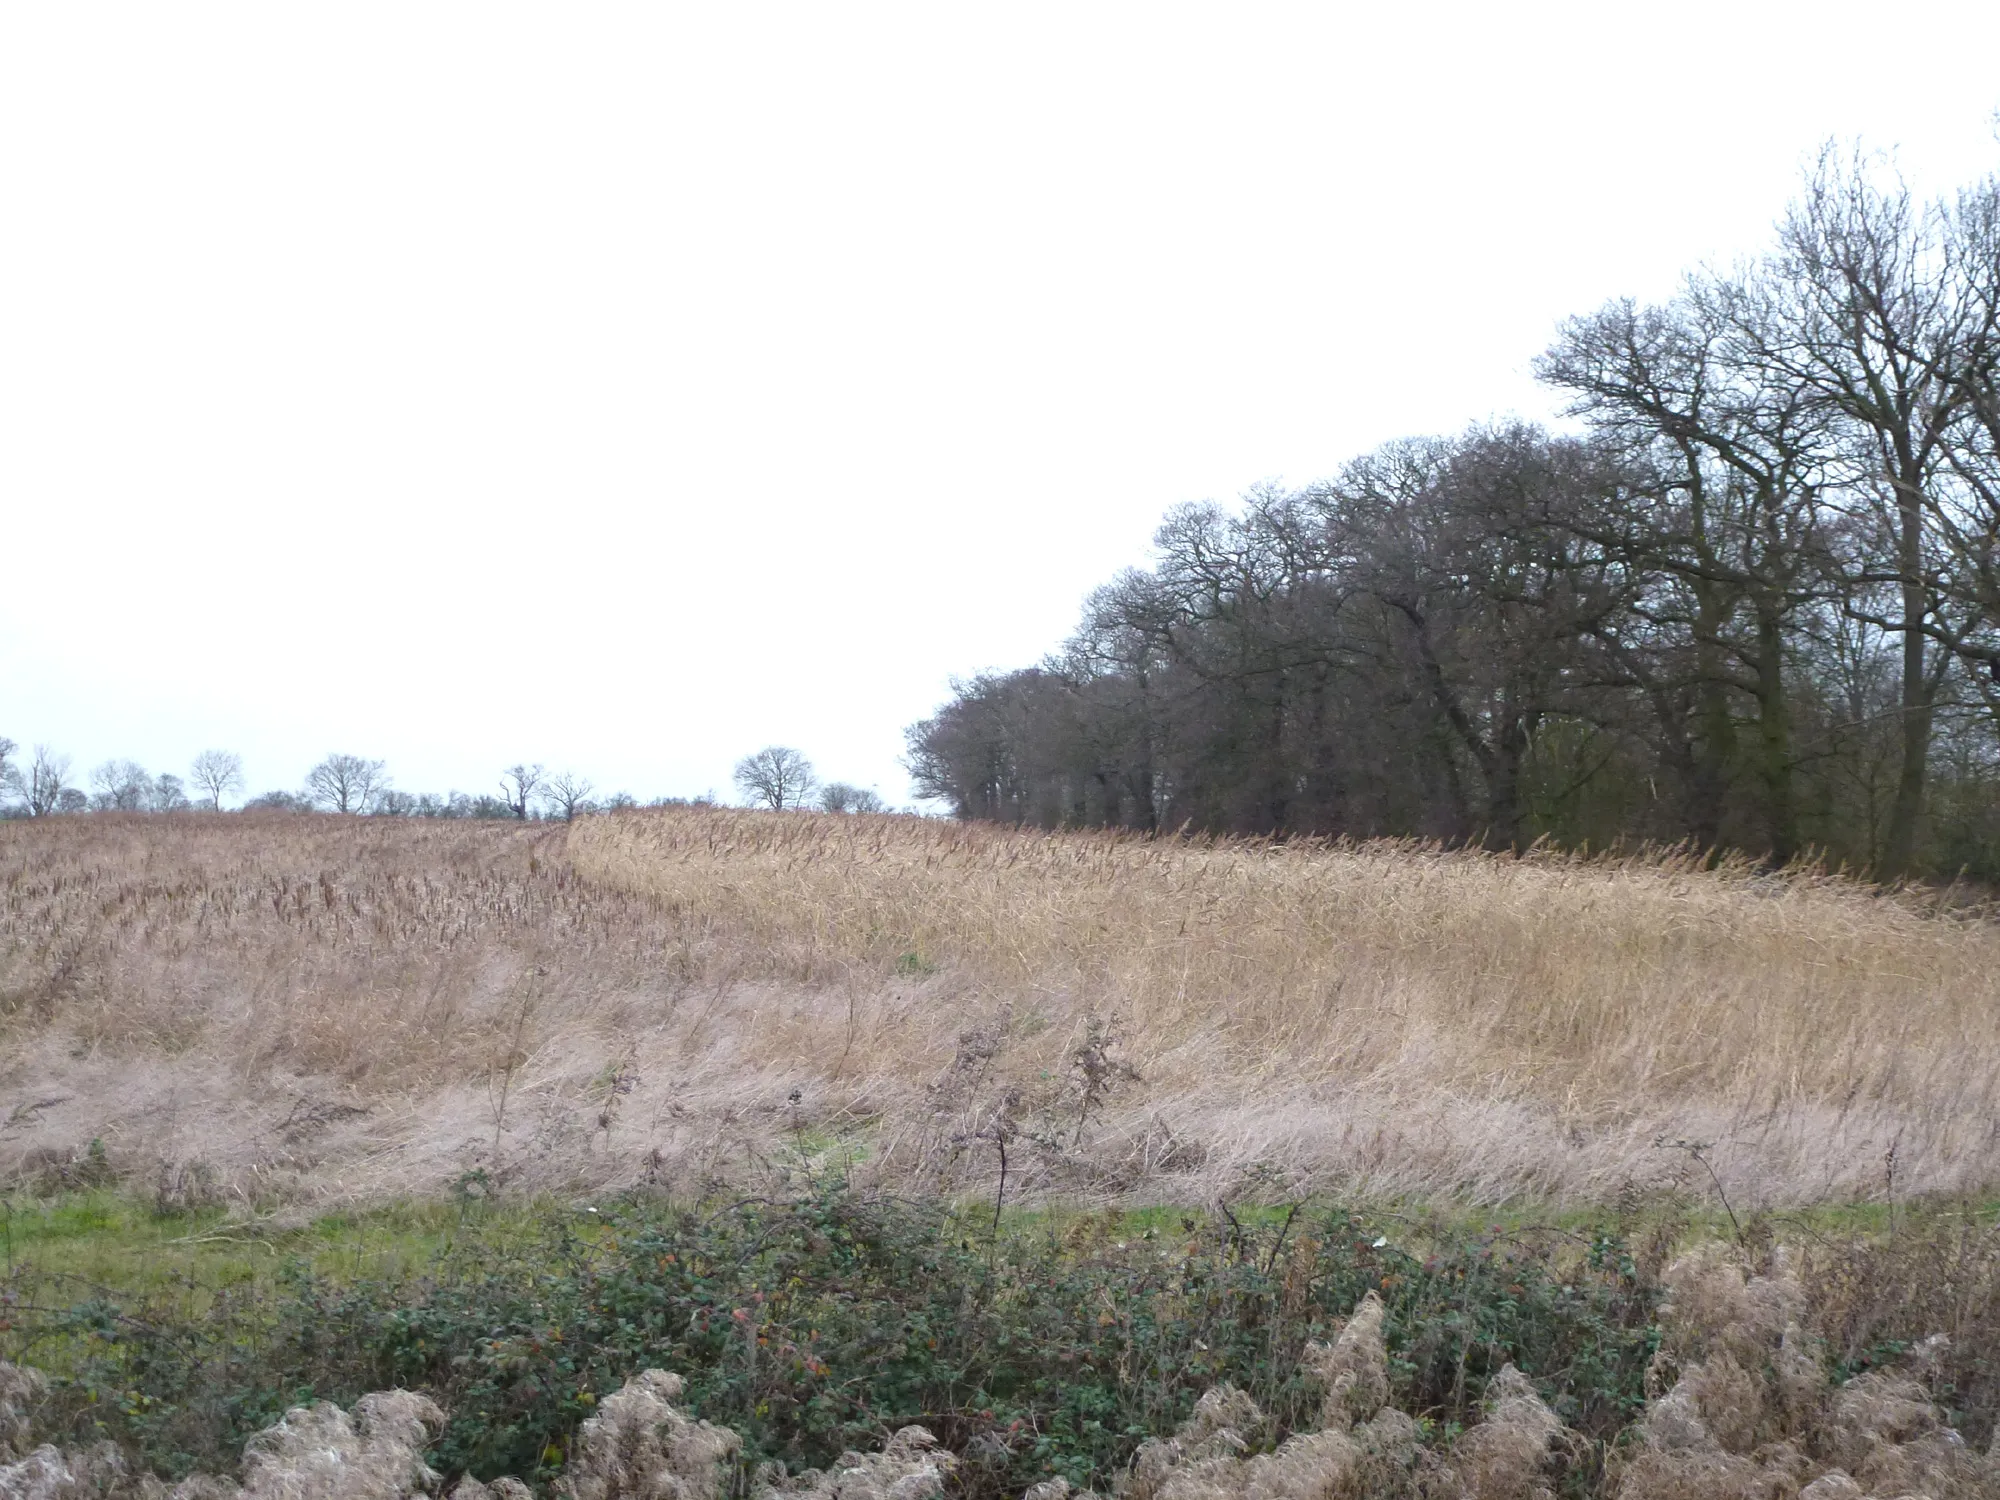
left=4, top=1182, right=1661, bottom=1497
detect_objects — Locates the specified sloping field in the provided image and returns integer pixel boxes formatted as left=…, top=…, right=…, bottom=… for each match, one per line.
left=3, top=808, right=1997, bottom=1210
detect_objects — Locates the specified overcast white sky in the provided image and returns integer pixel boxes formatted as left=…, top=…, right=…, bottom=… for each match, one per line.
left=3, top=4, right=1997, bottom=808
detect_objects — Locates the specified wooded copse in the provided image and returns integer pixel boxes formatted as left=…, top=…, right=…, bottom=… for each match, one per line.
left=908, top=151, right=2000, bottom=878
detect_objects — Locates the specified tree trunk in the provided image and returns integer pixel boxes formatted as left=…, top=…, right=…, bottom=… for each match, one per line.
left=1484, top=711, right=1533, bottom=852
left=1881, top=474, right=1933, bottom=876
left=1691, top=585, right=1737, bottom=851
left=1752, top=598, right=1797, bottom=865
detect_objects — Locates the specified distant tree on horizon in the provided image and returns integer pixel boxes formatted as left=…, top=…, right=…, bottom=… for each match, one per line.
left=90, top=759, right=152, bottom=811
left=542, top=770, right=595, bottom=821
left=190, top=749, right=245, bottom=811
left=819, top=782, right=886, bottom=814
left=500, top=764, right=545, bottom=820
left=8, top=745, right=73, bottom=817
left=733, top=746, right=817, bottom=810
left=306, top=754, right=388, bottom=814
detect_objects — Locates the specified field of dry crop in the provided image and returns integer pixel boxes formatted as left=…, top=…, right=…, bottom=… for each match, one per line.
left=3, top=807, right=1998, bottom=1213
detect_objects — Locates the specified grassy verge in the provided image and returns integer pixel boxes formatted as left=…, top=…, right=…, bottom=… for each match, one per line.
left=2, top=1191, right=578, bottom=1317
left=0, top=1184, right=1923, bottom=1302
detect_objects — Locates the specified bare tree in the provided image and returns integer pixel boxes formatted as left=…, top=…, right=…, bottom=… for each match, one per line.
left=11, top=745, right=73, bottom=817
left=541, top=770, right=595, bottom=821
left=1932, top=173, right=2000, bottom=698
left=306, top=753, right=388, bottom=813
left=1541, top=285, right=1833, bottom=863
left=90, top=759, right=152, bottom=811
left=733, top=746, right=817, bottom=810
left=1742, top=148, right=1995, bottom=871
left=500, top=763, right=545, bottom=820
left=189, top=749, right=245, bottom=811
left=819, top=782, right=886, bottom=813
left=151, top=774, right=190, bottom=812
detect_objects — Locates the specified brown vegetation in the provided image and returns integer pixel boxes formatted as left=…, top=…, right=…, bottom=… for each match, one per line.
left=4, top=807, right=1999, bottom=1209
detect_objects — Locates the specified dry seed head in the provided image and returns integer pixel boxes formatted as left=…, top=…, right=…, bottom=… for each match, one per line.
left=1450, top=1366, right=1570, bottom=1500
left=563, top=1371, right=741, bottom=1500
left=1301, top=1292, right=1390, bottom=1430
left=0, top=1365, right=47, bottom=1465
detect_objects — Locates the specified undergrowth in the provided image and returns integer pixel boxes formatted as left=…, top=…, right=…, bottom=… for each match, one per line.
left=2, top=1179, right=1662, bottom=1497
left=12, top=1181, right=2000, bottom=1498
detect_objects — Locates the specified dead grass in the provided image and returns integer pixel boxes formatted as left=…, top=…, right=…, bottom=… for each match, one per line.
left=3, top=808, right=1999, bottom=1210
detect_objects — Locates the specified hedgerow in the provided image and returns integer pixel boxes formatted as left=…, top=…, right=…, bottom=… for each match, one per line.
left=2, top=1181, right=1659, bottom=1497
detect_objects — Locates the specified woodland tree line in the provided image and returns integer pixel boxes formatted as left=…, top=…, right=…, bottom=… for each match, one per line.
left=907, top=152, right=2000, bottom=878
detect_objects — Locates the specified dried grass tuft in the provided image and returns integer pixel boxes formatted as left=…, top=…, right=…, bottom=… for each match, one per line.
left=1123, top=1387, right=1263, bottom=1500
left=561, top=1371, right=740, bottom=1500
left=1, top=1363, right=144, bottom=1500
left=1852, top=1426, right=1994, bottom=1498
left=1449, top=1366, right=1573, bottom=1500
left=754, top=1426, right=955, bottom=1500
left=0, top=1441, right=134, bottom=1500
left=1824, top=1369, right=1942, bottom=1472
left=0, top=1365, right=46, bottom=1465
left=447, top=1479, right=533, bottom=1500
left=1144, top=1427, right=1367, bottom=1500
left=1106, top=1293, right=1435, bottom=1500
left=226, top=1389, right=445, bottom=1500
left=1656, top=1247, right=1803, bottom=1369
left=1301, top=1292, right=1389, bottom=1429
left=1613, top=1242, right=2000, bottom=1498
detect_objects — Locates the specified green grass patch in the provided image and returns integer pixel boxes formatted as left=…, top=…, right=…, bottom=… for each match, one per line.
left=1, top=1192, right=587, bottom=1318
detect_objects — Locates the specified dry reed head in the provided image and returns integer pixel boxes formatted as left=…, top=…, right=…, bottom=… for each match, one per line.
left=1448, top=1366, right=1571, bottom=1500
left=754, top=1427, right=954, bottom=1500
left=1301, top=1292, right=1389, bottom=1430
left=4, top=807, right=2000, bottom=1208
left=0, top=1362, right=44, bottom=1462
left=228, top=1388, right=445, bottom=1500
left=562, top=1370, right=741, bottom=1500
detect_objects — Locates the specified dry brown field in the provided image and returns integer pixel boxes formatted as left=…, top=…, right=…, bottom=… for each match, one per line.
left=3, top=807, right=1998, bottom=1212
